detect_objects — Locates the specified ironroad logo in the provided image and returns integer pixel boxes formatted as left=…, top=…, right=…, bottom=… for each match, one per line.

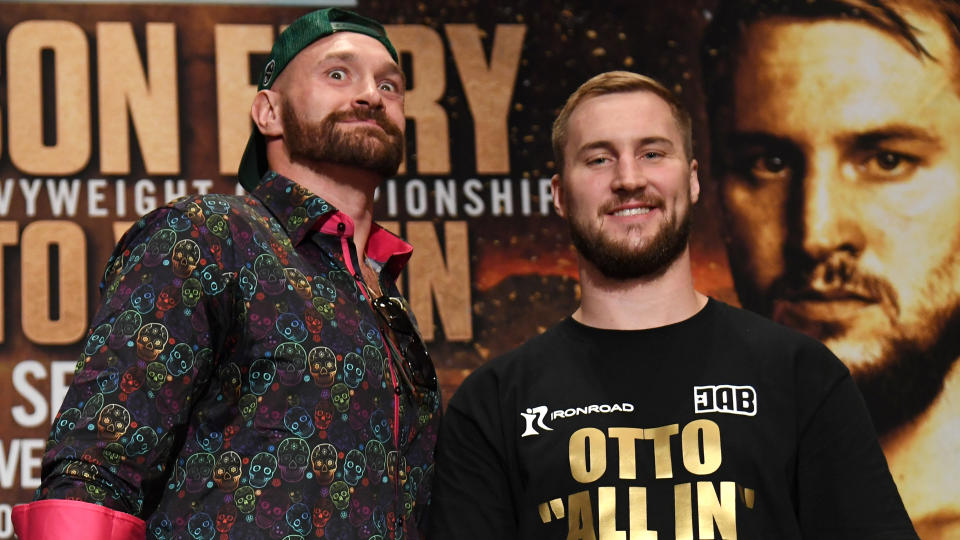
left=694, top=385, right=757, bottom=416
left=520, top=402, right=635, bottom=437
left=521, top=406, right=552, bottom=437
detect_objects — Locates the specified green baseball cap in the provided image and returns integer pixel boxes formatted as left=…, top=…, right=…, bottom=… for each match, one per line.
left=237, top=8, right=399, bottom=191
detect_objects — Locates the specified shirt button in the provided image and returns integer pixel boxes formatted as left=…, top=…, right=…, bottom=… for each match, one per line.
left=396, top=516, right=404, bottom=527
left=337, top=222, right=346, bottom=234
left=394, top=386, right=403, bottom=395
left=354, top=272, right=362, bottom=281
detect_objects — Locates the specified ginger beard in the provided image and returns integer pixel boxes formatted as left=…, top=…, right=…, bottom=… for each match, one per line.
left=282, top=102, right=404, bottom=179
left=566, top=186, right=693, bottom=281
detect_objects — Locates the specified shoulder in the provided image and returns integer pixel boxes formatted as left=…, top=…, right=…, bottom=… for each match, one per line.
left=459, top=322, right=571, bottom=388
left=707, top=300, right=851, bottom=415
left=168, top=193, right=269, bottom=226
left=709, top=299, right=841, bottom=365
left=448, top=321, right=571, bottom=413
left=116, top=193, right=266, bottom=240
left=104, top=192, right=274, bottom=282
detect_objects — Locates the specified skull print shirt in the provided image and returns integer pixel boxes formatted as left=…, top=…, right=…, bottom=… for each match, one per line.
left=32, top=172, right=442, bottom=540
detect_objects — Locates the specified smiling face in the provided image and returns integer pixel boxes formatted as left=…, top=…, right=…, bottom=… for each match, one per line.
left=719, top=13, right=960, bottom=430
left=274, top=32, right=405, bottom=178
left=553, top=90, right=699, bottom=280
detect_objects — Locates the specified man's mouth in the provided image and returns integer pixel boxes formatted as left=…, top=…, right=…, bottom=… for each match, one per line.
left=339, top=117, right=385, bottom=131
left=343, top=117, right=381, bottom=126
left=770, top=281, right=895, bottom=337
left=605, top=197, right=661, bottom=217
left=781, top=285, right=879, bottom=304
left=330, top=109, right=399, bottom=136
left=611, top=206, right=652, bottom=217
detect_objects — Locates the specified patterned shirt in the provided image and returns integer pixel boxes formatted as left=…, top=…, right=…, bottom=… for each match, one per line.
left=36, top=172, right=442, bottom=539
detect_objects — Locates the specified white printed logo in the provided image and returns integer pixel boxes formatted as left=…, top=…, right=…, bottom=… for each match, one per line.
left=521, top=406, right=552, bottom=437
left=520, top=402, right=635, bottom=437
left=694, top=385, right=757, bottom=416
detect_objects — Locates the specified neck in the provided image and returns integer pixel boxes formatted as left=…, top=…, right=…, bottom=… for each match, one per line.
left=275, top=160, right=382, bottom=254
left=879, top=357, right=960, bottom=526
left=573, top=248, right=707, bottom=330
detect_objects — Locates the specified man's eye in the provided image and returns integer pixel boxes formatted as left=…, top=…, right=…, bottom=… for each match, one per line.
left=587, top=156, right=610, bottom=166
left=328, top=69, right=347, bottom=80
left=741, top=154, right=792, bottom=183
left=876, top=152, right=902, bottom=170
left=756, top=155, right=786, bottom=173
left=640, top=151, right=664, bottom=160
left=379, top=81, right=398, bottom=92
left=859, top=151, right=918, bottom=179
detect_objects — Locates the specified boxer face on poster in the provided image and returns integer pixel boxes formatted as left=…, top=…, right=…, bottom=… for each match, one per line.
left=714, top=8, right=960, bottom=434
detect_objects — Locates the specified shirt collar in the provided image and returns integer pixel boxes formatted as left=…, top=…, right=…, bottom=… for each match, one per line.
left=250, top=171, right=413, bottom=278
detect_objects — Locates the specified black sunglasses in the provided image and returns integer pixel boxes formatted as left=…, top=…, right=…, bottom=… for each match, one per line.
left=372, top=296, right=438, bottom=395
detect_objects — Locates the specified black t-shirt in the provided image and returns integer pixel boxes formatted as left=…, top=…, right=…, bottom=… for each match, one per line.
left=428, top=299, right=917, bottom=539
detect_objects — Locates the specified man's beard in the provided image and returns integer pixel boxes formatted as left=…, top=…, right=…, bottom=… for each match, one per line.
left=283, top=105, right=403, bottom=178
left=754, top=250, right=960, bottom=436
left=855, top=313, right=960, bottom=436
left=568, top=192, right=693, bottom=281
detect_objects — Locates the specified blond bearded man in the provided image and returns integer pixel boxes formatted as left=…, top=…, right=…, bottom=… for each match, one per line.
left=429, top=71, right=916, bottom=539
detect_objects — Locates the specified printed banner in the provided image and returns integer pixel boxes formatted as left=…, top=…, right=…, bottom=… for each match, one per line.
left=1, top=1, right=955, bottom=538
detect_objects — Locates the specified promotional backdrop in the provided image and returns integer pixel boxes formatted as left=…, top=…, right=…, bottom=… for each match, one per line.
left=1, top=1, right=954, bottom=538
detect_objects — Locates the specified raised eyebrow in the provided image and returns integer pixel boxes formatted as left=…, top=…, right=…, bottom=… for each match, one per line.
left=318, top=51, right=405, bottom=86
left=320, top=51, right=360, bottom=66
left=379, top=63, right=406, bottom=89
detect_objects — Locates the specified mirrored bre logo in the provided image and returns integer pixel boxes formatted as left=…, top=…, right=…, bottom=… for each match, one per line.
left=694, top=385, right=757, bottom=416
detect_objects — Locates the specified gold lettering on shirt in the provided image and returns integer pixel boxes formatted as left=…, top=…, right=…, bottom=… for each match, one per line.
left=645, top=424, right=679, bottom=479
left=608, top=427, right=644, bottom=480
left=681, top=419, right=722, bottom=475
left=539, top=502, right=553, bottom=523
left=628, top=487, right=658, bottom=540
left=697, top=481, right=737, bottom=539
left=598, top=486, right=625, bottom=540
left=541, top=422, right=751, bottom=538
left=570, top=427, right=607, bottom=483
left=674, top=483, right=693, bottom=540
left=567, top=489, right=598, bottom=540
left=737, top=485, right=756, bottom=509
left=551, top=498, right=567, bottom=519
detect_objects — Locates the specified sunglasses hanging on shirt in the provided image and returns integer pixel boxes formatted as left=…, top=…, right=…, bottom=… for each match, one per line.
left=372, top=296, right=438, bottom=400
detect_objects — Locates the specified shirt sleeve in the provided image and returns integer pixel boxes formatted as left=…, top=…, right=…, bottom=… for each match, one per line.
left=35, top=207, right=224, bottom=516
left=427, top=372, right=519, bottom=539
left=795, top=351, right=919, bottom=539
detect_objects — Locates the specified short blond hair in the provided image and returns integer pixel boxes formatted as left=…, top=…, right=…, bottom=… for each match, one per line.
left=551, top=71, right=693, bottom=173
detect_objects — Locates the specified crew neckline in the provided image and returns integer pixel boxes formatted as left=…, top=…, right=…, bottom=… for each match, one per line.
left=559, top=297, right=716, bottom=344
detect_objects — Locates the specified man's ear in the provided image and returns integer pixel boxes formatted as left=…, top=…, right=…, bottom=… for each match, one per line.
left=551, top=173, right=566, bottom=218
left=688, top=159, right=700, bottom=204
left=251, top=89, right=283, bottom=137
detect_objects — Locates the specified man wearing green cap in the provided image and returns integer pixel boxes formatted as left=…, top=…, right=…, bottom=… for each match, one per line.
left=13, top=8, right=440, bottom=540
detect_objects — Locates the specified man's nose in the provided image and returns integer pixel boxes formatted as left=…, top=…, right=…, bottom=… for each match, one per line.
left=353, top=77, right=383, bottom=109
left=611, top=157, right=649, bottom=192
left=798, top=159, right=866, bottom=260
